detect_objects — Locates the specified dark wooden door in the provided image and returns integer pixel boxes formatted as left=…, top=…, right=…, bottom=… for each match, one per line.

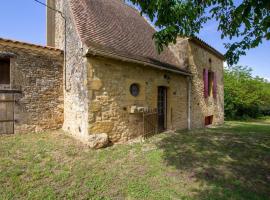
left=0, top=93, right=14, bottom=134
left=158, top=86, right=167, bottom=132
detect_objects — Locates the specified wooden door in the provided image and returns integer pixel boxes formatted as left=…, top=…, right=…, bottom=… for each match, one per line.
left=0, top=93, right=14, bottom=134
left=157, top=86, right=167, bottom=132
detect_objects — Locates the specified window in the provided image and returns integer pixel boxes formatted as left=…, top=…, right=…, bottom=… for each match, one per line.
left=0, top=59, right=10, bottom=85
left=208, top=71, right=214, bottom=97
left=205, top=115, right=213, bottom=126
left=203, top=69, right=217, bottom=99
left=130, top=83, right=140, bottom=97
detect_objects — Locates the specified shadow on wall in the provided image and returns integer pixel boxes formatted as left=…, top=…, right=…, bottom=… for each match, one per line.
left=156, top=122, right=270, bottom=200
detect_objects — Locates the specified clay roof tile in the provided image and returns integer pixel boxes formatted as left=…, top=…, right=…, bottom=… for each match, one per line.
left=69, top=0, right=182, bottom=69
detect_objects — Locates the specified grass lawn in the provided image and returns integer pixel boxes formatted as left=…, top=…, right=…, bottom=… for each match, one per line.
left=0, top=119, right=270, bottom=200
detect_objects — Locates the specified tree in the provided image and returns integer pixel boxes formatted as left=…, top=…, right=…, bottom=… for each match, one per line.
left=128, top=0, right=270, bottom=65
left=224, top=66, right=270, bottom=119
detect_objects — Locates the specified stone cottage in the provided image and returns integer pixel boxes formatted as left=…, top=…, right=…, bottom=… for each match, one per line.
left=0, top=0, right=224, bottom=147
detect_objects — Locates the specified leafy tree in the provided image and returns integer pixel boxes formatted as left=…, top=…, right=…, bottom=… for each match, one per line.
left=128, top=0, right=270, bottom=65
left=224, top=66, right=270, bottom=119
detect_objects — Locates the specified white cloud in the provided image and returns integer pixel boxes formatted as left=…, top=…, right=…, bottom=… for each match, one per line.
left=223, top=62, right=229, bottom=69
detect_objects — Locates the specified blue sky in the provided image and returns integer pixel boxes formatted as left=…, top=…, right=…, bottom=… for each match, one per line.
left=0, top=0, right=269, bottom=80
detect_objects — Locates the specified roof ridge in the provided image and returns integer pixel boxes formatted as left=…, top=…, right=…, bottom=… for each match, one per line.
left=120, top=0, right=157, bottom=31
left=121, top=0, right=140, bottom=12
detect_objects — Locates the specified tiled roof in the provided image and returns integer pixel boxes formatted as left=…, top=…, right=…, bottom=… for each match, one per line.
left=69, top=0, right=182, bottom=69
left=69, top=0, right=224, bottom=72
left=0, top=37, right=62, bottom=53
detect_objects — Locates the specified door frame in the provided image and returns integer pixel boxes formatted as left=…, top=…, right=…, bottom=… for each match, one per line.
left=157, top=86, right=167, bottom=132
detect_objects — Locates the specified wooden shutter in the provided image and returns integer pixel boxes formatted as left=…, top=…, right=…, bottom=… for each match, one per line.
left=203, top=69, right=208, bottom=98
left=213, top=72, right=217, bottom=99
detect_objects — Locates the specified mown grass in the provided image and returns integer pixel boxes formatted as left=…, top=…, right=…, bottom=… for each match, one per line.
left=0, top=119, right=269, bottom=200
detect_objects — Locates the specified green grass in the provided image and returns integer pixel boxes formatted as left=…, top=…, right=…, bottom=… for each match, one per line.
left=0, top=118, right=270, bottom=200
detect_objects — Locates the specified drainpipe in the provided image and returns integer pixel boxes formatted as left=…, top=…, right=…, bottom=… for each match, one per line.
left=187, top=77, right=192, bottom=130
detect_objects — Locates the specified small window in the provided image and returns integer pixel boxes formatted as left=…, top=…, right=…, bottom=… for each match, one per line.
left=0, top=59, right=10, bottom=85
left=130, top=83, right=140, bottom=97
left=203, top=69, right=217, bottom=99
left=205, top=115, right=213, bottom=126
left=208, top=71, right=214, bottom=97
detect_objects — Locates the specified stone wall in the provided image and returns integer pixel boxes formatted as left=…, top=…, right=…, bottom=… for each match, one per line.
left=168, top=38, right=190, bottom=70
left=51, top=0, right=224, bottom=146
left=88, top=56, right=189, bottom=143
left=55, top=0, right=90, bottom=142
left=52, top=0, right=191, bottom=145
left=186, top=40, right=224, bottom=128
left=0, top=44, right=63, bottom=133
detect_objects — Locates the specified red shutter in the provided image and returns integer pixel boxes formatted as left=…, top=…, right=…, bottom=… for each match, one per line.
left=213, top=72, right=217, bottom=99
left=203, top=69, right=208, bottom=98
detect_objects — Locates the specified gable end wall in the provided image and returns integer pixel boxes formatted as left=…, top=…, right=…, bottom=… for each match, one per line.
left=187, top=40, right=224, bottom=128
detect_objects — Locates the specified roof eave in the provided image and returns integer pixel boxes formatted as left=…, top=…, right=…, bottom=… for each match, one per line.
left=0, top=37, right=63, bottom=55
left=85, top=48, right=192, bottom=77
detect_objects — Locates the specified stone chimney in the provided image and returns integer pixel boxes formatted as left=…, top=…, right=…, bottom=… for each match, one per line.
left=46, top=0, right=56, bottom=47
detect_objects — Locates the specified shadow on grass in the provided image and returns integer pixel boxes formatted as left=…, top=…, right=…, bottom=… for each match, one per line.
left=156, top=121, right=270, bottom=200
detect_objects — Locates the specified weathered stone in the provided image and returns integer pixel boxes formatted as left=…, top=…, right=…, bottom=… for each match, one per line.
left=0, top=42, right=63, bottom=134
left=90, top=101, right=102, bottom=112
left=89, top=79, right=103, bottom=90
left=89, top=121, right=114, bottom=134
left=87, top=133, right=109, bottom=149
left=184, top=38, right=224, bottom=128
left=54, top=0, right=89, bottom=140
left=87, top=56, right=190, bottom=142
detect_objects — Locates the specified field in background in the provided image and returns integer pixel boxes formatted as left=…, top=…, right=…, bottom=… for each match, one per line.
left=1, top=119, right=270, bottom=200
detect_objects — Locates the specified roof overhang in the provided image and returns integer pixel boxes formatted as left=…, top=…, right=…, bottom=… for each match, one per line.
left=0, top=37, right=63, bottom=56
left=85, top=47, right=192, bottom=76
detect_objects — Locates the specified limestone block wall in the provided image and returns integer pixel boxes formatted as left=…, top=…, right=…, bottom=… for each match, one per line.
left=168, top=38, right=190, bottom=70
left=0, top=44, right=63, bottom=133
left=55, top=0, right=90, bottom=142
left=88, top=56, right=189, bottom=143
left=186, top=40, right=224, bottom=128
